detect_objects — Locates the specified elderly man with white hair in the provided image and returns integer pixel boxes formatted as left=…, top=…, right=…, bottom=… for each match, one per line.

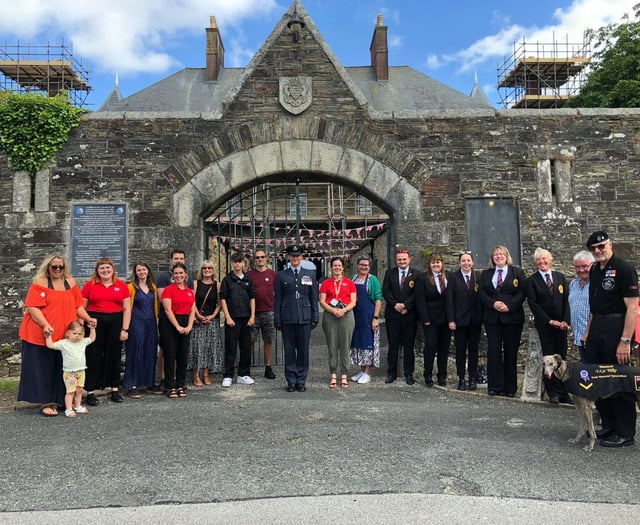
left=526, top=247, right=571, bottom=404
left=568, top=250, right=595, bottom=362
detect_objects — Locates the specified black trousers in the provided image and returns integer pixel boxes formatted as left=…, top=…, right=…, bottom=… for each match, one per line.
left=453, top=322, right=481, bottom=380
left=385, top=314, right=417, bottom=377
left=163, top=314, right=190, bottom=390
left=282, top=323, right=311, bottom=386
left=485, top=322, right=523, bottom=395
left=536, top=322, right=570, bottom=400
left=85, top=311, right=123, bottom=391
left=422, top=322, right=451, bottom=381
left=585, top=317, right=637, bottom=439
left=224, top=317, right=251, bottom=378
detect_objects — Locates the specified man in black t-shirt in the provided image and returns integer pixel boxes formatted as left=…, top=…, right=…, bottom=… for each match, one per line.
left=584, top=231, right=639, bottom=448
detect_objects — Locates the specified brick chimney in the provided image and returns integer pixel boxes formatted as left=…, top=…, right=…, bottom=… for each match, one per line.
left=206, top=16, right=224, bottom=81
left=369, top=14, right=388, bottom=82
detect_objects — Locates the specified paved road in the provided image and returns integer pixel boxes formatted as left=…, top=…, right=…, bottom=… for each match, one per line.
left=2, top=324, right=640, bottom=523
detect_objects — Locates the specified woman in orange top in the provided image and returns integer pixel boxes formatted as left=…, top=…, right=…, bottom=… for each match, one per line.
left=18, top=255, right=96, bottom=417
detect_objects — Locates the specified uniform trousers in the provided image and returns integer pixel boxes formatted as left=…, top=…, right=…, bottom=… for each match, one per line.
left=536, top=322, right=570, bottom=401
left=585, top=317, right=637, bottom=439
left=485, top=322, right=523, bottom=395
left=322, top=310, right=355, bottom=376
left=453, top=323, right=481, bottom=380
left=422, top=322, right=451, bottom=382
left=385, top=314, right=417, bottom=378
left=282, top=323, right=311, bottom=386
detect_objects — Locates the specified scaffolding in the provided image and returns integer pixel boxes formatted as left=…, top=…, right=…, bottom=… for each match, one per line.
left=0, top=42, right=91, bottom=107
left=497, top=35, right=590, bottom=109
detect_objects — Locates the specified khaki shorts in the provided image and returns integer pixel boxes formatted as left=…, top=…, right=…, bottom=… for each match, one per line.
left=63, top=370, right=86, bottom=393
left=251, top=311, right=275, bottom=344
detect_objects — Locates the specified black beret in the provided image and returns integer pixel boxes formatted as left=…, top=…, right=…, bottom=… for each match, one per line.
left=586, top=230, right=609, bottom=247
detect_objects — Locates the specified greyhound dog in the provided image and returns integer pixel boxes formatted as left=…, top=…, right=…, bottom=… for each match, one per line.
left=543, top=354, right=640, bottom=452
left=542, top=354, right=597, bottom=452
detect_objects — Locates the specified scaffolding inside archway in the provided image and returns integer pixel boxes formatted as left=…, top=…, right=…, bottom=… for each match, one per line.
left=204, top=181, right=390, bottom=280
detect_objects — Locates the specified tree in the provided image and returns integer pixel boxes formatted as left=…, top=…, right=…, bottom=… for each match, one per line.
left=566, top=4, right=640, bottom=107
left=0, top=92, right=86, bottom=175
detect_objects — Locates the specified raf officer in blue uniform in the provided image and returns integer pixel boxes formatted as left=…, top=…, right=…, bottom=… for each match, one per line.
left=274, top=244, right=319, bottom=392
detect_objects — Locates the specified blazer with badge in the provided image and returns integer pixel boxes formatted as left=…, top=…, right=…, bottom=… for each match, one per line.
left=526, top=270, right=570, bottom=327
left=274, top=267, right=319, bottom=325
left=415, top=272, right=448, bottom=325
left=446, top=269, right=482, bottom=326
left=382, top=267, right=417, bottom=320
left=478, top=265, right=527, bottom=325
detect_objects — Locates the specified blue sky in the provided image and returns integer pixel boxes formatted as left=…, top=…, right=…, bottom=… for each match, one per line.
left=0, top=0, right=636, bottom=109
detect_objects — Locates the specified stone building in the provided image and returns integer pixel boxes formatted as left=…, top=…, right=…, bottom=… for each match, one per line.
left=1, top=0, right=639, bottom=348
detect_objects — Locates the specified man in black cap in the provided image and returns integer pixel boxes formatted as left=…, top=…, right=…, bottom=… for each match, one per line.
left=274, top=244, right=319, bottom=392
left=584, top=230, right=639, bottom=447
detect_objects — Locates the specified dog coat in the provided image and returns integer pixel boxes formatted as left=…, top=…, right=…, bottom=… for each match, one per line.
left=563, top=363, right=640, bottom=401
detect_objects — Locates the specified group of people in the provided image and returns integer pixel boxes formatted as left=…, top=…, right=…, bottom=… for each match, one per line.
left=16, top=231, right=639, bottom=448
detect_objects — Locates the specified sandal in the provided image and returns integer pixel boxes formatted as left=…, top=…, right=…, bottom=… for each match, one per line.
left=329, top=375, right=338, bottom=389
left=64, top=408, right=77, bottom=418
left=193, top=376, right=204, bottom=387
left=203, top=375, right=212, bottom=386
left=341, top=376, right=350, bottom=389
left=167, top=389, right=178, bottom=399
left=39, top=404, right=58, bottom=417
left=177, top=387, right=187, bottom=398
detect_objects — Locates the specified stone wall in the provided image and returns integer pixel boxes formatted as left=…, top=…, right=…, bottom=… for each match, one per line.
left=1, top=107, right=640, bottom=348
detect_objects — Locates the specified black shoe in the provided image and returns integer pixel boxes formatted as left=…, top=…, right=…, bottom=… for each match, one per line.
left=468, top=379, right=477, bottom=391
left=405, top=374, right=415, bottom=385
left=286, top=383, right=295, bottom=392
left=147, top=384, right=164, bottom=395
left=265, top=366, right=276, bottom=380
left=559, top=397, right=574, bottom=405
left=457, top=379, right=467, bottom=391
left=110, top=391, right=123, bottom=403
left=86, top=393, right=99, bottom=406
left=549, top=396, right=560, bottom=404
left=385, top=375, right=396, bottom=384
left=596, top=428, right=614, bottom=440
left=295, top=384, right=306, bottom=392
left=601, top=434, right=635, bottom=448
left=437, top=379, right=447, bottom=387
left=488, top=390, right=499, bottom=396
left=505, top=393, right=515, bottom=398
left=425, top=377, right=434, bottom=387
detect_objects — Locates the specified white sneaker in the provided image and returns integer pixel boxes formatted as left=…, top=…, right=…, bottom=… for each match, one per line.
left=350, top=372, right=363, bottom=382
left=221, top=377, right=233, bottom=388
left=357, top=373, right=371, bottom=384
left=237, top=375, right=255, bottom=385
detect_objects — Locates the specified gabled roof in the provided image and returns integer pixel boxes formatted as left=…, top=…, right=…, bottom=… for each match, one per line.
left=98, top=0, right=493, bottom=114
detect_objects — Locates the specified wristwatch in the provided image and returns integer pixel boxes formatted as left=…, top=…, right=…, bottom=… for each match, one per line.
left=620, top=337, right=631, bottom=344
left=373, top=316, right=379, bottom=320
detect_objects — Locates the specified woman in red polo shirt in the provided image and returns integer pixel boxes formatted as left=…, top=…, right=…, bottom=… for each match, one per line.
left=161, top=263, right=196, bottom=398
left=82, top=258, right=131, bottom=406
left=319, top=257, right=357, bottom=389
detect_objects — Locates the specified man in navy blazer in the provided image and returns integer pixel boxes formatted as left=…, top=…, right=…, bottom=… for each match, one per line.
left=274, top=244, right=319, bottom=392
left=382, top=250, right=418, bottom=384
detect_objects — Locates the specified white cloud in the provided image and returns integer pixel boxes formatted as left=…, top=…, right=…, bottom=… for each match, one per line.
left=0, top=0, right=280, bottom=74
left=429, top=0, right=637, bottom=74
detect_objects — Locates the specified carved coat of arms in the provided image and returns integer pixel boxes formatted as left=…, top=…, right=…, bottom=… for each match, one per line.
left=279, top=76, right=312, bottom=115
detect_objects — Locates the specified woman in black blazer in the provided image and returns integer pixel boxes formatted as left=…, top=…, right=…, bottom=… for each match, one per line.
left=416, top=253, right=451, bottom=387
left=478, top=246, right=527, bottom=397
left=446, top=252, right=482, bottom=391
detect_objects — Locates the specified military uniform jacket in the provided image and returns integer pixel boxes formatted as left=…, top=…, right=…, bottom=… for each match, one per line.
left=446, top=269, right=482, bottom=326
left=274, top=267, right=319, bottom=325
left=526, top=270, right=570, bottom=326
left=478, top=265, right=527, bottom=325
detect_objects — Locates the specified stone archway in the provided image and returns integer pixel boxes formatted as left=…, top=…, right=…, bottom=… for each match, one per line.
left=173, top=140, right=422, bottom=232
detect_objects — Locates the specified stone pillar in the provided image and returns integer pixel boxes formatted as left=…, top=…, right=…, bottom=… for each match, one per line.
left=521, top=327, right=543, bottom=401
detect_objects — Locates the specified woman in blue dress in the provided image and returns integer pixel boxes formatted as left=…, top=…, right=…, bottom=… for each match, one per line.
left=123, top=262, right=159, bottom=398
left=349, top=255, right=382, bottom=384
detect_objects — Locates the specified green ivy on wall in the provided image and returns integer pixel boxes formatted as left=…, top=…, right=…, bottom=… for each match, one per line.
left=0, top=92, right=87, bottom=176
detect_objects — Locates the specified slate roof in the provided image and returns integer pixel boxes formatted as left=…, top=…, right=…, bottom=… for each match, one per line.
left=98, top=65, right=492, bottom=113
